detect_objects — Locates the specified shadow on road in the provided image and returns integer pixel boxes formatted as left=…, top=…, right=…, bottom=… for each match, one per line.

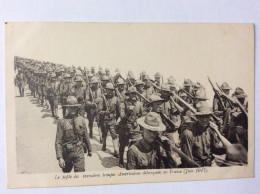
left=42, top=113, right=52, bottom=118
left=100, top=155, right=119, bottom=168
left=91, top=143, right=103, bottom=153
left=15, top=95, right=22, bottom=98
left=36, top=104, right=44, bottom=108
left=41, top=109, right=51, bottom=113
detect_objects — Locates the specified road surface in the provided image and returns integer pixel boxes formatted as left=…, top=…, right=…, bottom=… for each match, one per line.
left=15, top=86, right=122, bottom=174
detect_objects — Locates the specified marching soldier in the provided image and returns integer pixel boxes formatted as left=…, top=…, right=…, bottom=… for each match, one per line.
left=227, top=87, right=248, bottom=149
left=154, top=72, right=162, bottom=89
left=99, top=83, right=120, bottom=157
left=16, top=69, right=26, bottom=97
left=143, top=75, right=155, bottom=99
left=116, top=78, right=126, bottom=99
left=85, top=76, right=102, bottom=139
left=71, top=77, right=86, bottom=104
left=126, top=71, right=136, bottom=88
left=134, top=80, right=145, bottom=104
left=46, top=72, right=60, bottom=119
left=55, top=96, right=91, bottom=173
left=60, top=73, right=73, bottom=118
left=118, top=86, right=143, bottom=167
left=127, top=112, right=178, bottom=169
left=180, top=101, right=226, bottom=167
left=213, top=82, right=232, bottom=114
left=159, top=85, right=182, bottom=147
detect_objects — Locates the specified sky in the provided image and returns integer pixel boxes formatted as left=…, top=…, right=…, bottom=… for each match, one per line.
left=5, top=22, right=254, bottom=103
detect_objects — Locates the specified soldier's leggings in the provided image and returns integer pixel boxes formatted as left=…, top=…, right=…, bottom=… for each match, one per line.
left=87, top=113, right=96, bottom=138
left=119, top=131, right=129, bottom=165
left=62, top=145, right=85, bottom=173
left=18, top=83, right=25, bottom=97
left=101, top=120, right=117, bottom=148
left=49, top=97, right=59, bottom=116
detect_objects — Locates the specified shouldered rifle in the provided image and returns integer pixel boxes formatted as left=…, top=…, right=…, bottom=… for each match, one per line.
left=179, top=88, right=195, bottom=99
left=155, top=137, right=200, bottom=168
left=207, top=76, right=226, bottom=110
left=85, top=73, right=94, bottom=102
left=171, top=91, right=222, bottom=123
left=127, top=76, right=134, bottom=87
left=216, top=82, right=234, bottom=108
left=109, top=77, right=124, bottom=100
left=218, top=91, right=248, bottom=118
left=147, top=79, right=161, bottom=91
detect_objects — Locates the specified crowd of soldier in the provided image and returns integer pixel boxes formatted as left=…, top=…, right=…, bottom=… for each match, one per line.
left=14, top=56, right=248, bottom=172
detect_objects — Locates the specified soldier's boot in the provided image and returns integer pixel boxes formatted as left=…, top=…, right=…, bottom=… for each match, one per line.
left=102, top=137, right=106, bottom=151
left=98, top=127, right=103, bottom=144
left=113, top=138, right=119, bottom=158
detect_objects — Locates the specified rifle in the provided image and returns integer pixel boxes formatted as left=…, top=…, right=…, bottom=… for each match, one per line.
left=97, top=76, right=109, bottom=111
left=109, top=77, right=124, bottom=100
left=127, top=76, right=134, bottom=87
left=156, top=137, right=200, bottom=168
left=218, top=91, right=248, bottom=118
left=207, top=76, right=226, bottom=110
left=179, top=88, right=195, bottom=99
left=85, top=72, right=97, bottom=108
left=216, top=82, right=233, bottom=108
left=171, top=91, right=222, bottom=122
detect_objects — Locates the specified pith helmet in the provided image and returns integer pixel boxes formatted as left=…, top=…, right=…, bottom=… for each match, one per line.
left=195, top=101, right=213, bottom=116
left=221, top=82, right=232, bottom=90
left=90, top=76, right=99, bottom=84
left=183, top=79, right=193, bottom=86
left=101, top=75, right=110, bottom=81
left=232, top=87, right=247, bottom=98
left=125, top=86, right=137, bottom=95
left=193, top=89, right=208, bottom=100
left=62, top=96, right=81, bottom=107
left=116, top=78, right=125, bottom=85
left=161, top=84, right=171, bottom=92
left=106, top=82, right=114, bottom=90
left=135, top=80, right=144, bottom=86
left=147, top=94, right=165, bottom=107
left=154, top=72, right=161, bottom=78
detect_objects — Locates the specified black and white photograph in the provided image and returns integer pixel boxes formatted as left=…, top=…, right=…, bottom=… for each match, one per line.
left=5, top=22, right=254, bottom=188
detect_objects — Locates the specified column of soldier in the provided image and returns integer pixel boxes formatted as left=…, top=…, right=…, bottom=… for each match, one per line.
left=15, top=56, right=248, bottom=173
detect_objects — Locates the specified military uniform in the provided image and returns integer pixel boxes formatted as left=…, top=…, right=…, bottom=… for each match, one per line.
left=227, top=87, right=248, bottom=149
left=180, top=102, right=226, bottom=167
left=118, top=86, right=143, bottom=166
left=99, top=84, right=120, bottom=155
left=85, top=76, right=102, bottom=138
left=46, top=74, right=60, bottom=118
left=127, top=112, right=178, bottom=170
left=60, top=74, right=73, bottom=118
left=16, top=71, right=26, bottom=97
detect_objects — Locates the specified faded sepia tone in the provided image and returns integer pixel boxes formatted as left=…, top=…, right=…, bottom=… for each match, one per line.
left=5, top=23, right=254, bottom=188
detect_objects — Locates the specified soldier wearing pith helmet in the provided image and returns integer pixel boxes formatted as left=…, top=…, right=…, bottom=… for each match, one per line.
left=127, top=112, right=179, bottom=169
left=99, top=82, right=120, bottom=157
left=55, top=96, right=90, bottom=173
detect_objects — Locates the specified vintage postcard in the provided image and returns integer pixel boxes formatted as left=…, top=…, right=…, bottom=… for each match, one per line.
left=5, top=23, right=254, bottom=188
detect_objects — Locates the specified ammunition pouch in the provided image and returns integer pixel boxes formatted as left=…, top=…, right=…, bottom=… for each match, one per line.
left=64, top=141, right=82, bottom=152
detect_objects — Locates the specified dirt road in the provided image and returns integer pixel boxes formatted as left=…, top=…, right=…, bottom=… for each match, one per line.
left=15, top=87, right=121, bottom=174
